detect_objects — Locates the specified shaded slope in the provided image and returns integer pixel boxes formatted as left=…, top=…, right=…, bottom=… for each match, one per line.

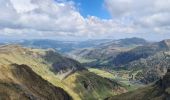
left=43, top=50, right=85, bottom=74
left=0, top=64, right=71, bottom=100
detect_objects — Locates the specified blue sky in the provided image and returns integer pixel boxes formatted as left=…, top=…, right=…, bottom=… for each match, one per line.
left=0, top=0, right=170, bottom=41
left=73, top=0, right=111, bottom=19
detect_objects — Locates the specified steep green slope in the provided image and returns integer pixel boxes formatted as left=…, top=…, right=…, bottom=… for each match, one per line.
left=0, top=64, right=71, bottom=100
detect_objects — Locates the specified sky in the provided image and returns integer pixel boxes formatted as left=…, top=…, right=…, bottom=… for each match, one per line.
left=72, top=0, right=111, bottom=19
left=0, top=0, right=170, bottom=41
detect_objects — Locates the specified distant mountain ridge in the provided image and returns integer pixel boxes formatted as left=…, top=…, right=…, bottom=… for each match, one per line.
left=0, top=37, right=148, bottom=53
left=16, top=39, right=112, bottom=53
left=69, top=37, right=149, bottom=66
left=1, top=38, right=170, bottom=99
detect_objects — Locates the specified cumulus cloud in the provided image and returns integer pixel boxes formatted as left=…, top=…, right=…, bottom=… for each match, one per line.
left=0, top=0, right=170, bottom=40
left=104, top=0, right=170, bottom=35
left=0, top=0, right=135, bottom=39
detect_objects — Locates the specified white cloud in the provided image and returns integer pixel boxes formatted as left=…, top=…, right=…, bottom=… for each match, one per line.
left=104, top=0, right=133, bottom=17
left=0, top=0, right=170, bottom=40
left=10, top=0, right=38, bottom=13
left=0, top=0, right=134, bottom=39
left=0, top=0, right=19, bottom=29
left=104, top=0, right=170, bottom=16
left=104, top=0, right=170, bottom=35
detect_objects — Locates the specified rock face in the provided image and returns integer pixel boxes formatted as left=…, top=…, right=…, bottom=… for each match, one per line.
left=0, top=64, right=72, bottom=100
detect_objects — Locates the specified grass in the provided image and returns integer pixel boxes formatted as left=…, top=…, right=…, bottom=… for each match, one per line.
left=75, top=57, right=97, bottom=63
left=88, top=68, right=115, bottom=79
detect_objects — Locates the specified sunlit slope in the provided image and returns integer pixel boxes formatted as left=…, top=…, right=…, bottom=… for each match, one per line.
left=88, top=68, right=115, bottom=79
left=0, top=45, right=81, bottom=99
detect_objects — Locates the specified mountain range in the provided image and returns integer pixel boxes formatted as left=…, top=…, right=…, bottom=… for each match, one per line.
left=1, top=37, right=170, bottom=100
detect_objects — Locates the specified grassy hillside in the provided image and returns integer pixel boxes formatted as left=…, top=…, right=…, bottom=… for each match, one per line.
left=0, top=45, right=82, bottom=99
left=0, top=64, right=71, bottom=100
left=88, top=68, right=115, bottom=79
left=0, top=45, right=126, bottom=100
